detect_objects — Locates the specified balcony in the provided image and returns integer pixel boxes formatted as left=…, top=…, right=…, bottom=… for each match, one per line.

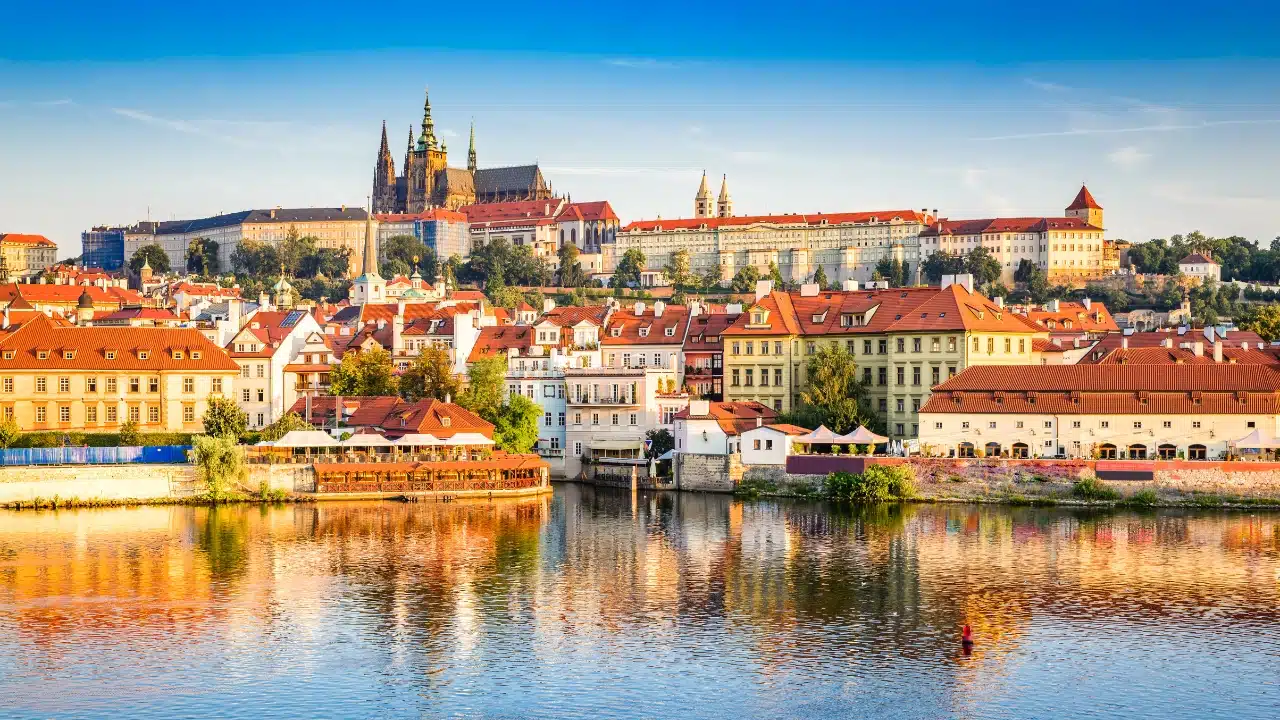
left=684, top=365, right=721, bottom=377
left=568, top=395, right=639, bottom=407
left=536, top=447, right=565, bottom=458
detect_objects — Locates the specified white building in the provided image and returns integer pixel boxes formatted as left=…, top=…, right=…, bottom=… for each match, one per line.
left=918, top=364, right=1280, bottom=460
left=225, top=308, right=323, bottom=429
left=740, top=423, right=812, bottom=465
left=672, top=400, right=778, bottom=456
left=1178, top=252, right=1222, bottom=283
left=563, top=366, right=688, bottom=478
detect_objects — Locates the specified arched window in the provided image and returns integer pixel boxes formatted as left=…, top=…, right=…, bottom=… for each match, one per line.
left=958, top=442, right=975, bottom=458
left=985, top=442, right=1002, bottom=457
left=1098, top=443, right=1118, bottom=459
left=1127, top=444, right=1147, bottom=460
left=1157, top=443, right=1177, bottom=460
left=1188, top=444, right=1207, bottom=460
left=1011, top=442, right=1029, bottom=459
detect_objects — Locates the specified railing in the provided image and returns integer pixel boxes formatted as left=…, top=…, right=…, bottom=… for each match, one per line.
left=0, top=445, right=191, bottom=466
left=568, top=396, right=639, bottom=406
left=536, top=447, right=565, bottom=457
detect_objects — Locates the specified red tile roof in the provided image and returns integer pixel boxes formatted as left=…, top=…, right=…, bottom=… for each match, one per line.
left=1179, top=253, right=1216, bottom=265
left=540, top=305, right=609, bottom=327
left=684, top=312, right=736, bottom=352
left=468, top=325, right=533, bottom=361
left=760, top=423, right=813, bottom=436
left=461, top=200, right=563, bottom=224
left=0, top=283, right=142, bottom=308
left=919, top=217, right=1101, bottom=236
left=1081, top=330, right=1269, bottom=363
left=623, top=210, right=929, bottom=233
left=936, top=364, right=1280, bottom=393
left=373, top=209, right=467, bottom=223
left=343, top=397, right=493, bottom=438
left=725, top=291, right=800, bottom=336
left=1032, top=338, right=1067, bottom=353
left=1066, top=185, right=1102, bottom=210
left=97, top=307, right=182, bottom=321
left=1093, top=347, right=1280, bottom=365
left=562, top=201, right=618, bottom=223
left=0, top=314, right=238, bottom=371
left=1021, top=301, right=1118, bottom=333
left=674, top=401, right=778, bottom=435
left=0, top=233, right=56, bottom=247
left=602, top=303, right=689, bottom=345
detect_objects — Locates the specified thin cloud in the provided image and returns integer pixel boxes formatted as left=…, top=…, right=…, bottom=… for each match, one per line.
left=605, top=58, right=677, bottom=70
left=972, top=117, right=1280, bottom=141
left=112, top=107, right=200, bottom=134
left=1108, top=146, right=1150, bottom=169
left=1025, top=78, right=1070, bottom=92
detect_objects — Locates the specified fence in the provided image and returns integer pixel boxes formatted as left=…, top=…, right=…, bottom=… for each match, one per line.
left=0, top=445, right=191, bottom=467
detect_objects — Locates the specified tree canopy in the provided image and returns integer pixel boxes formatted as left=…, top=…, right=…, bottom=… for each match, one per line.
left=329, top=347, right=397, bottom=397
left=812, top=264, right=830, bottom=290
left=790, top=346, right=880, bottom=434
left=610, top=248, right=646, bottom=293
left=558, top=242, right=587, bottom=288
left=459, top=355, right=506, bottom=421
left=381, top=234, right=436, bottom=279
left=259, top=412, right=313, bottom=442
left=462, top=237, right=552, bottom=288
left=492, top=394, right=540, bottom=453
left=186, top=238, right=220, bottom=276
left=730, top=265, right=761, bottom=293
left=203, top=395, right=248, bottom=439
left=1128, top=231, right=1277, bottom=282
left=874, top=257, right=907, bottom=287
left=398, top=345, right=462, bottom=402
left=129, top=244, right=170, bottom=275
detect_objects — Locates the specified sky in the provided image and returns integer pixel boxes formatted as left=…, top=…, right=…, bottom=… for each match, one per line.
left=3, top=1, right=1280, bottom=256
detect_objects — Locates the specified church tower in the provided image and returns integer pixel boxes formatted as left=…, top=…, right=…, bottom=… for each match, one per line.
left=716, top=174, right=733, bottom=218
left=467, top=121, right=477, bottom=172
left=694, top=171, right=713, bottom=218
left=1065, top=184, right=1104, bottom=228
left=351, top=204, right=387, bottom=306
left=372, top=121, right=397, bottom=213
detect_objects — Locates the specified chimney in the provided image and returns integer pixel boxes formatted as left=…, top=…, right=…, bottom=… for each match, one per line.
left=1072, top=338, right=1081, bottom=348
left=1046, top=299, right=1060, bottom=313
left=756, top=416, right=763, bottom=427
left=1243, top=341, right=1251, bottom=351
left=1204, top=326, right=1216, bottom=343
left=799, top=283, right=819, bottom=297
left=754, top=279, right=773, bottom=302
left=396, top=299, right=406, bottom=318
left=269, top=209, right=276, bottom=220
left=954, top=273, right=973, bottom=293
left=2, top=306, right=8, bottom=330
left=377, top=319, right=386, bottom=330
left=842, top=279, right=860, bottom=291
left=543, top=298, right=556, bottom=313
left=1193, top=341, right=1204, bottom=357
left=392, top=313, right=404, bottom=353
left=1121, top=337, right=1128, bottom=349
left=1213, top=340, right=1223, bottom=362
left=654, top=300, right=665, bottom=317
left=690, top=399, right=710, bottom=416
left=1161, top=337, right=1172, bottom=348
left=994, top=296, right=1004, bottom=308
left=633, top=301, right=645, bottom=315
left=1082, top=297, right=1092, bottom=310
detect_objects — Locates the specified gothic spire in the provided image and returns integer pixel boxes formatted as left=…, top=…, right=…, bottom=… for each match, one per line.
left=378, top=120, right=389, bottom=158
left=716, top=174, right=733, bottom=218
left=694, top=170, right=713, bottom=218
left=467, top=120, right=477, bottom=172
left=361, top=197, right=380, bottom=280
left=417, top=87, right=438, bottom=151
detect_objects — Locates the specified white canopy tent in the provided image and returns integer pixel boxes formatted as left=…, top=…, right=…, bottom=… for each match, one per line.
left=1230, top=428, right=1280, bottom=450
left=796, top=425, right=839, bottom=445
left=443, top=432, right=496, bottom=446
left=340, top=433, right=395, bottom=448
left=394, top=433, right=444, bottom=447
left=835, top=426, right=890, bottom=446
left=272, top=430, right=340, bottom=448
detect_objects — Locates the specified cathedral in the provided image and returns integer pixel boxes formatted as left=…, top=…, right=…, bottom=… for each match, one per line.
left=372, top=89, right=554, bottom=213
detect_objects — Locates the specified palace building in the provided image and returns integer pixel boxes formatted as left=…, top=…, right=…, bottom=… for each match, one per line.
left=372, top=89, right=553, bottom=214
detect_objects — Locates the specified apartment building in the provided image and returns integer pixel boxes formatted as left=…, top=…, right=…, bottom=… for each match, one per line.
left=0, top=234, right=58, bottom=279
left=225, top=309, right=322, bottom=429
left=563, top=366, right=687, bottom=478
left=0, top=314, right=238, bottom=432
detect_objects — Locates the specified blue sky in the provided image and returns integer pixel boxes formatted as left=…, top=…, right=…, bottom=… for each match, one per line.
left=3, top=1, right=1280, bottom=255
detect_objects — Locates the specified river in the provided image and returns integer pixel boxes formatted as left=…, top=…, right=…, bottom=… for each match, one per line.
left=0, top=484, right=1277, bottom=719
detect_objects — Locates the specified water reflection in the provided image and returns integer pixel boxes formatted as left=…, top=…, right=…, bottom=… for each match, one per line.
left=0, top=488, right=1277, bottom=719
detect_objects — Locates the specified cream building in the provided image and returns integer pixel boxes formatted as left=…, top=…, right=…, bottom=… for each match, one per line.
left=125, top=207, right=369, bottom=277
left=0, top=315, right=239, bottom=433
left=0, top=234, right=58, bottom=278
left=919, top=364, right=1280, bottom=460
left=1178, top=252, right=1221, bottom=283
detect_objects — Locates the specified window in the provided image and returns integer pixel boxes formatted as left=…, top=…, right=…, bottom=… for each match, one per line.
left=1101, top=421, right=1110, bottom=429
left=774, top=368, right=783, bottom=386
left=611, top=413, right=619, bottom=426
left=58, top=377, right=69, bottom=393
left=1248, top=421, right=1257, bottom=428
left=1016, top=421, right=1024, bottom=429
left=1162, top=421, right=1172, bottom=429
left=1072, top=421, right=1081, bottom=428
left=896, top=399, right=905, bottom=412
left=731, top=369, right=740, bottom=386
left=183, top=377, right=194, bottom=394
left=59, top=406, right=70, bottom=423
left=35, top=377, right=47, bottom=393
left=128, top=406, right=140, bottom=423
left=148, top=378, right=159, bottom=393
left=895, top=423, right=904, bottom=435
left=87, top=406, right=98, bottom=423
left=934, top=422, right=942, bottom=430
left=256, top=389, right=265, bottom=402
left=183, top=405, right=195, bottom=423
left=1019, top=339, right=1026, bottom=354
left=745, top=369, right=754, bottom=386
left=1133, top=421, right=1142, bottom=429
left=37, top=351, right=49, bottom=360
left=1192, top=421, right=1201, bottom=429
left=574, top=412, right=581, bottom=425
left=558, top=412, right=565, bottom=426
left=962, top=421, right=970, bottom=429
left=912, top=367, right=921, bottom=386
left=592, top=413, right=600, bottom=425
left=896, top=338, right=905, bottom=353
left=806, top=342, right=815, bottom=355
left=212, top=378, right=222, bottom=394
left=138, top=351, right=149, bottom=361
left=148, top=406, right=159, bottom=423
left=896, top=367, right=905, bottom=385
left=932, top=337, right=940, bottom=352
left=106, top=406, right=117, bottom=423
left=987, top=338, right=994, bottom=354
left=774, top=399, right=782, bottom=411
left=35, top=407, right=46, bottom=423
left=878, top=399, right=887, bottom=412
left=930, top=366, right=940, bottom=385
left=912, top=338, right=921, bottom=353
left=241, top=366, right=251, bottom=378
left=573, top=441, right=582, bottom=457
left=192, top=352, right=202, bottom=360
left=1, top=378, right=10, bottom=394
left=754, top=439, right=762, bottom=450
left=630, top=413, right=638, bottom=425
left=129, top=378, right=140, bottom=393
left=878, top=340, right=887, bottom=354
left=863, top=340, right=872, bottom=355
left=988, top=421, right=997, bottom=429
left=1004, top=338, right=1012, bottom=353
left=774, top=342, right=782, bottom=355
left=242, top=389, right=251, bottom=402
left=863, top=367, right=872, bottom=385
left=544, top=412, right=552, bottom=426
left=86, top=377, right=97, bottom=393
left=256, top=413, right=264, bottom=427
left=947, top=337, right=956, bottom=352
left=878, top=367, right=887, bottom=385
left=912, top=399, right=920, bottom=412
left=731, top=342, right=740, bottom=355
left=759, top=369, right=768, bottom=386
left=759, top=342, right=769, bottom=356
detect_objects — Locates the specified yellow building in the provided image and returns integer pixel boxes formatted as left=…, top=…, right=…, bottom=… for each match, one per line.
left=723, top=279, right=1042, bottom=439
left=0, top=234, right=58, bottom=278
left=0, top=315, right=239, bottom=433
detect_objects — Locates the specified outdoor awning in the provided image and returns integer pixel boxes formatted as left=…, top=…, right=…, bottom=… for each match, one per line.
left=272, top=430, right=340, bottom=448
left=443, top=432, right=495, bottom=446
left=340, top=433, right=394, bottom=447
left=835, top=425, right=889, bottom=445
left=796, top=425, right=838, bottom=444
left=394, top=433, right=443, bottom=446
left=589, top=440, right=643, bottom=451
left=656, top=449, right=675, bottom=461
left=1231, top=428, right=1280, bottom=449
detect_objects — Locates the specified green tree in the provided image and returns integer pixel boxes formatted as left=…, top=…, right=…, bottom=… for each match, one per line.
left=277, top=229, right=318, bottom=274
left=558, top=242, right=587, bottom=287
left=645, top=428, right=674, bottom=458
left=202, top=396, right=247, bottom=439
left=701, top=264, right=724, bottom=291
left=399, top=345, right=462, bottom=402
left=259, top=412, right=313, bottom=442
left=230, top=239, right=280, bottom=275
left=192, top=435, right=247, bottom=501
left=118, top=419, right=141, bottom=446
left=921, top=251, right=966, bottom=284
left=730, top=265, right=762, bottom=293
left=487, top=284, right=524, bottom=311
left=965, top=247, right=1002, bottom=287
left=186, top=238, right=220, bottom=275
left=0, top=418, right=19, bottom=449
left=492, top=394, right=540, bottom=453
left=129, top=244, right=170, bottom=275
left=459, top=355, right=506, bottom=421
left=610, top=248, right=646, bottom=292
left=1013, top=258, right=1036, bottom=283
left=381, top=234, right=429, bottom=272
left=794, top=346, right=878, bottom=434
left=299, top=247, right=352, bottom=279
left=874, top=257, right=894, bottom=284
left=1236, top=304, right=1280, bottom=341
left=329, top=347, right=397, bottom=397
left=663, top=248, right=692, bottom=291
left=766, top=261, right=786, bottom=289
left=812, top=264, right=830, bottom=290
left=383, top=258, right=412, bottom=279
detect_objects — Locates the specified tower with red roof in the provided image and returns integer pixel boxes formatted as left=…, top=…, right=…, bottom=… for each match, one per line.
left=1065, top=185, right=1104, bottom=229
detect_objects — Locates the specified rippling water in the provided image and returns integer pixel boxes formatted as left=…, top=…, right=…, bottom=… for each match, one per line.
left=1, top=484, right=1278, bottom=719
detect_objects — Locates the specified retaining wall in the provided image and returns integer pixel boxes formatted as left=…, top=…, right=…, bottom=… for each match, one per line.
left=673, top=453, right=743, bottom=492
left=0, top=464, right=199, bottom=503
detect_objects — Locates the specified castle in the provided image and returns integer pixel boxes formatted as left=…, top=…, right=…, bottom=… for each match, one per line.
left=372, top=89, right=554, bottom=213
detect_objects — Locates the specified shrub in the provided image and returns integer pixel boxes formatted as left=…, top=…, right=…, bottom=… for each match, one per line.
left=825, top=464, right=915, bottom=503
left=1072, top=476, right=1120, bottom=502
left=118, top=419, right=141, bottom=447
left=192, top=435, right=248, bottom=502
left=735, top=477, right=778, bottom=498
left=1123, top=488, right=1159, bottom=507
left=0, top=418, right=19, bottom=449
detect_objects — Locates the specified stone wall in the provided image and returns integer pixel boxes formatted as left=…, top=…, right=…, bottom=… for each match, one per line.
left=0, top=464, right=198, bottom=504
left=673, top=453, right=743, bottom=493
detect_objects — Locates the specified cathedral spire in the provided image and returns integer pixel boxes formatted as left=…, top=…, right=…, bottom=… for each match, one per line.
left=417, top=87, right=438, bottom=151
left=378, top=120, right=390, bottom=158
left=361, top=197, right=379, bottom=280
left=694, top=170, right=713, bottom=218
left=716, top=174, right=733, bottom=218
left=467, top=120, right=477, bottom=172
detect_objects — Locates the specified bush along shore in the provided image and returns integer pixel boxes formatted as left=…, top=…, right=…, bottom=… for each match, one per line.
left=734, top=467, right=1280, bottom=509
left=2, top=485, right=313, bottom=511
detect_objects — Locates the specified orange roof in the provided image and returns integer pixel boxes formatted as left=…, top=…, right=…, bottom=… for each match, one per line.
left=760, top=423, right=813, bottom=436
left=602, top=303, right=689, bottom=345
left=0, top=283, right=141, bottom=307
left=920, top=217, right=1101, bottom=236
left=1094, top=347, right=1280, bottom=365
left=461, top=200, right=562, bottom=224
left=725, top=291, right=800, bottom=336
left=675, top=401, right=778, bottom=435
left=468, top=325, right=533, bottom=361
left=373, top=209, right=467, bottom=223
left=936, top=364, right=1280, bottom=393
left=98, top=307, right=181, bottom=321
left=562, top=201, right=618, bottom=223
left=1081, top=330, right=1269, bottom=363
left=0, top=314, right=238, bottom=371
left=1179, top=252, right=1216, bottom=265
left=344, top=397, right=493, bottom=438
left=0, top=233, right=56, bottom=247
left=540, top=305, right=608, bottom=328
left=1066, top=184, right=1102, bottom=210
left=359, top=301, right=478, bottom=324
left=623, top=209, right=929, bottom=233
left=313, top=454, right=547, bottom=473
left=1022, top=301, right=1118, bottom=333
left=684, top=312, right=736, bottom=351
left=1032, top=338, right=1067, bottom=353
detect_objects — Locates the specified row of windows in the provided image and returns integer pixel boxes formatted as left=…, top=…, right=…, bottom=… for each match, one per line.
left=26, top=403, right=196, bottom=424
left=569, top=412, right=639, bottom=426
left=7, top=376, right=213, bottom=395
left=949, top=420, right=1214, bottom=431
left=730, top=368, right=786, bottom=387
left=240, top=364, right=267, bottom=378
